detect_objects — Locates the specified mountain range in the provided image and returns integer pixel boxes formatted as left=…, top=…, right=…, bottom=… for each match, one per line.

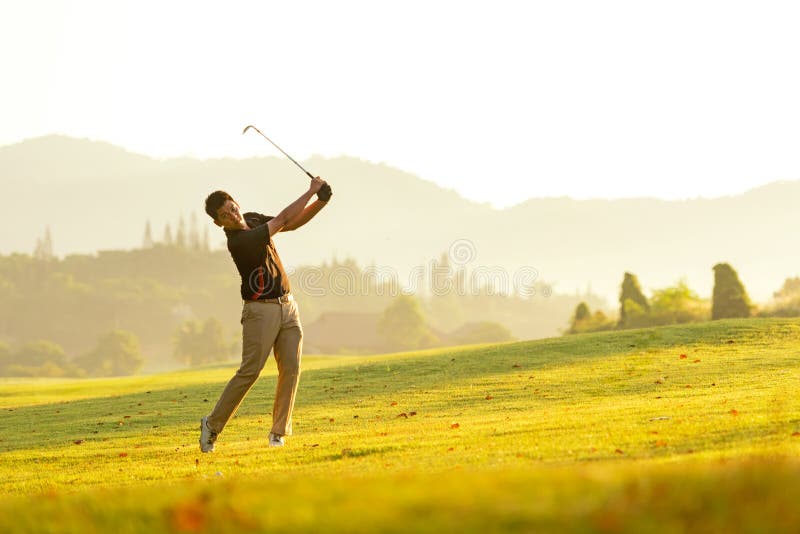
left=2, top=135, right=798, bottom=305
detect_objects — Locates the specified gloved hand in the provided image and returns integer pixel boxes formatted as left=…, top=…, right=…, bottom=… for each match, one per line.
left=317, top=183, right=333, bottom=202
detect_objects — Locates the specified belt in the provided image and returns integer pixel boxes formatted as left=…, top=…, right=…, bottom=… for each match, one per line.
left=247, top=293, right=293, bottom=304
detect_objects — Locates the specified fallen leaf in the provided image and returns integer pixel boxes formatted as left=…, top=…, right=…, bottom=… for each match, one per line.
left=693, top=359, right=701, bottom=363
left=73, top=440, right=84, bottom=445
left=119, top=452, right=128, bottom=458
left=730, top=409, right=739, bottom=416
left=512, top=364, right=521, bottom=368
left=390, top=401, right=398, bottom=407
left=447, top=447, right=454, bottom=452
left=679, top=354, right=687, bottom=359
left=353, top=415, right=359, bottom=419
left=655, top=440, right=667, bottom=447
left=409, top=411, right=417, bottom=416
left=170, top=501, right=206, bottom=532
left=123, top=415, right=131, bottom=419
left=451, top=423, right=460, bottom=429
left=329, top=418, right=335, bottom=423
left=685, top=385, right=692, bottom=388
left=654, top=379, right=663, bottom=384
left=397, top=413, right=408, bottom=419
left=615, top=449, right=624, bottom=454
left=792, top=432, right=800, bottom=437
left=485, top=395, right=494, bottom=400
left=589, top=447, right=597, bottom=453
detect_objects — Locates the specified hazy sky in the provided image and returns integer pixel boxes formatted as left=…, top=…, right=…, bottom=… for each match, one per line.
left=3, top=1, right=800, bottom=207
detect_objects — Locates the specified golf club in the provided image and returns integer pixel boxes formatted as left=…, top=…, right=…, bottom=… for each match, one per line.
left=242, top=125, right=315, bottom=180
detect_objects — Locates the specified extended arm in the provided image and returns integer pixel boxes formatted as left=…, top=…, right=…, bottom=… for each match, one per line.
left=267, top=176, right=325, bottom=235
left=282, top=199, right=328, bottom=232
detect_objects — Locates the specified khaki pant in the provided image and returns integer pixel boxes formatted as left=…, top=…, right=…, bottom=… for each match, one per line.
left=207, top=298, right=302, bottom=436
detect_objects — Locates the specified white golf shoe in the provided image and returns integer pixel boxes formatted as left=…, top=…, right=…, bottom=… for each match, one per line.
left=199, top=416, right=218, bottom=453
left=268, top=432, right=285, bottom=447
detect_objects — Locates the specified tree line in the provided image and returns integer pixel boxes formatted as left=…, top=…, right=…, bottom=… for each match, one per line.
left=568, top=262, right=798, bottom=334
left=0, top=242, right=590, bottom=376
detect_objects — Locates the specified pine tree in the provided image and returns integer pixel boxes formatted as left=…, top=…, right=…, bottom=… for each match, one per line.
left=189, top=213, right=200, bottom=250
left=43, top=226, right=53, bottom=258
left=574, top=302, right=591, bottom=321
left=618, top=272, right=649, bottom=328
left=568, top=302, right=591, bottom=334
left=202, top=226, right=210, bottom=251
left=163, top=223, right=173, bottom=246
left=142, top=220, right=154, bottom=248
left=175, top=216, right=187, bottom=248
left=33, top=227, right=54, bottom=260
left=712, top=263, right=752, bottom=319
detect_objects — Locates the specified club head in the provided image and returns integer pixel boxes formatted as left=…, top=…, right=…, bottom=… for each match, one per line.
left=242, top=125, right=256, bottom=135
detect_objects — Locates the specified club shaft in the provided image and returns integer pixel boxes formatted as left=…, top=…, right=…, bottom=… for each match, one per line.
left=244, top=125, right=314, bottom=179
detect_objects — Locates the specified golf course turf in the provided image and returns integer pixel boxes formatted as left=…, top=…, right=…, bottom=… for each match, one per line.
left=1, top=318, right=798, bottom=532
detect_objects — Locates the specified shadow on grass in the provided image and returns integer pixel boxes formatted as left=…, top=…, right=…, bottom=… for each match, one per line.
left=319, top=445, right=400, bottom=462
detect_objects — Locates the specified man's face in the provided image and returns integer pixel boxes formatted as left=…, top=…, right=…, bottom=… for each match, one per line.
left=215, top=199, right=245, bottom=229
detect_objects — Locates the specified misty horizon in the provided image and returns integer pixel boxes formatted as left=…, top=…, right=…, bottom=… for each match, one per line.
left=2, top=134, right=797, bottom=209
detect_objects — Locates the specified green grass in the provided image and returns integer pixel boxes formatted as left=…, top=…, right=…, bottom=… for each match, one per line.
left=1, top=318, right=799, bottom=532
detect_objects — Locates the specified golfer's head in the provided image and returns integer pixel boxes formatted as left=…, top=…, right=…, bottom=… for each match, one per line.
left=205, top=190, right=243, bottom=229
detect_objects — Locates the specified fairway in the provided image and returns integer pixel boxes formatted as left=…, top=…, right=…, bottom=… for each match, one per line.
left=2, top=318, right=799, bottom=532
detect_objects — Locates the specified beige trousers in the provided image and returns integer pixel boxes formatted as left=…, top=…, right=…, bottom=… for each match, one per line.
left=207, top=298, right=303, bottom=436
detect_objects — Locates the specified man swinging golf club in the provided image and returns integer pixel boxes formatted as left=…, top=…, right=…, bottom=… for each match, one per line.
left=199, top=171, right=331, bottom=452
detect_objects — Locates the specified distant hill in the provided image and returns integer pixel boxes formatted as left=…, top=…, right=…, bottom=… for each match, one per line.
left=2, top=135, right=798, bottom=303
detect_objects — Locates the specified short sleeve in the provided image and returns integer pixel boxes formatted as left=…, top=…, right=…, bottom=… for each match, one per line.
left=232, top=212, right=272, bottom=248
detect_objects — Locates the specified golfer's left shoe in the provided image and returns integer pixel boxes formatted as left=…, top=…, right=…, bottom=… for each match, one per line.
left=199, top=416, right=218, bottom=453
left=268, top=432, right=285, bottom=447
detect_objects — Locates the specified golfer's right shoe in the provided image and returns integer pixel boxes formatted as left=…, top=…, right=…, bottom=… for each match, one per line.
left=199, top=416, right=218, bottom=453
left=268, top=432, right=285, bottom=448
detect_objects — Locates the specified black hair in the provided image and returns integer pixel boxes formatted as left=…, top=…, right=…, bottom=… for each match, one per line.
left=205, top=190, right=235, bottom=221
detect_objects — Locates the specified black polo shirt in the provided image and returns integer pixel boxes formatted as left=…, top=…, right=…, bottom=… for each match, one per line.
left=224, top=212, right=291, bottom=300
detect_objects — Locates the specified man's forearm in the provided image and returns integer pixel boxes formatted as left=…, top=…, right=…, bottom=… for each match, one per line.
left=274, top=191, right=315, bottom=229
left=284, top=200, right=327, bottom=231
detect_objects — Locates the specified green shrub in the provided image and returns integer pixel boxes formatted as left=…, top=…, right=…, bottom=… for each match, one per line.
left=761, top=277, right=800, bottom=317
left=568, top=302, right=615, bottom=334
left=378, top=296, right=437, bottom=351
left=76, top=330, right=144, bottom=376
left=648, top=280, right=710, bottom=325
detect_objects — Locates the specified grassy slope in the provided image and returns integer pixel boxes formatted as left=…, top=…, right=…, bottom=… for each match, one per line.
left=1, top=318, right=799, bottom=532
